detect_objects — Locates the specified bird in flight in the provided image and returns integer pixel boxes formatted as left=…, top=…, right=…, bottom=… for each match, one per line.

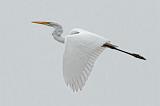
left=32, top=21, right=146, bottom=92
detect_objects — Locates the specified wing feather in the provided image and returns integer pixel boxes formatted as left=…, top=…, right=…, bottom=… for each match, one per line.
left=63, top=31, right=107, bottom=92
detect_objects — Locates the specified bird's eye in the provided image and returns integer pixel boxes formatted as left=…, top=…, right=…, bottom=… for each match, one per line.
left=70, top=31, right=80, bottom=35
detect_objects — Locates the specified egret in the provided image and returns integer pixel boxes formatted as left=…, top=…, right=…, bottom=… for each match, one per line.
left=32, top=21, right=146, bottom=92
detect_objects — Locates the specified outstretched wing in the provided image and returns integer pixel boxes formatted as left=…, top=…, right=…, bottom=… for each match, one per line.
left=63, top=31, right=107, bottom=92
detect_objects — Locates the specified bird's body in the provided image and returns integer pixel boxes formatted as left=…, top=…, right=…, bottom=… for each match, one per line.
left=32, top=21, right=146, bottom=92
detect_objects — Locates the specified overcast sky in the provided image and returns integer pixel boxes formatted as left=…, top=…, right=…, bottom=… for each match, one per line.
left=0, top=0, right=159, bottom=106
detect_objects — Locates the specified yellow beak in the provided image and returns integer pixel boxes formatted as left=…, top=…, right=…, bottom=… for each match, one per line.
left=32, top=21, right=49, bottom=25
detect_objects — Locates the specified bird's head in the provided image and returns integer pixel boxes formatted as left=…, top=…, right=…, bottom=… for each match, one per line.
left=32, top=21, right=61, bottom=28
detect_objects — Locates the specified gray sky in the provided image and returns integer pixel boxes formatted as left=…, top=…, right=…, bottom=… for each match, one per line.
left=0, top=0, right=159, bottom=106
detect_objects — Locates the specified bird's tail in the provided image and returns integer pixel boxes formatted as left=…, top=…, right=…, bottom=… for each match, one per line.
left=102, top=42, right=146, bottom=60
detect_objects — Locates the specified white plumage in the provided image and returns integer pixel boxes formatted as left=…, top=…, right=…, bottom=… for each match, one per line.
left=32, top=21, right=146, bottom=92
left=63, top=29, right=107, bottom=92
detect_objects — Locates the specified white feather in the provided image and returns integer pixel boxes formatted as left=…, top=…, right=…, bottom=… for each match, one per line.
left=63, top=29, right=108, bottom=92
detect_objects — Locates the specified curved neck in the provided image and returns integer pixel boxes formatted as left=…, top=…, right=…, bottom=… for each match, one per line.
left=51, top=25, right=65, bottom=43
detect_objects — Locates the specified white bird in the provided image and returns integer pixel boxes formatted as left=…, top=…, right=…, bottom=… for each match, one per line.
left=32, top=21, right=146, bottom=92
